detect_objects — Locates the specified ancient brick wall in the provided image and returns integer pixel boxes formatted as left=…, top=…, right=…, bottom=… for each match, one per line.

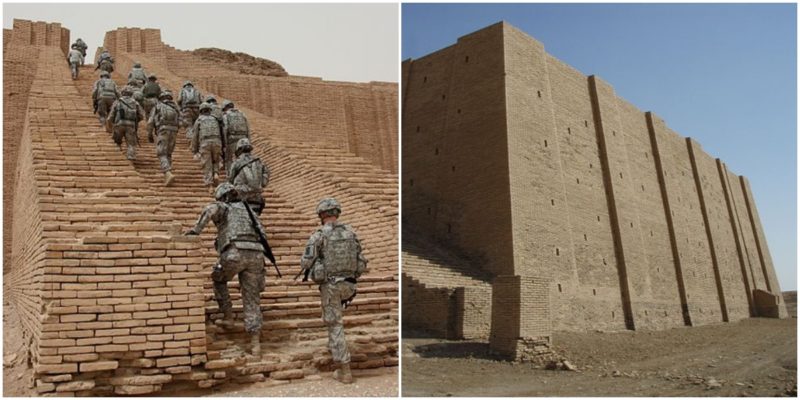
left=402, top=23, right=514, bottom=277
left=402, top=21, right=786, bottom=346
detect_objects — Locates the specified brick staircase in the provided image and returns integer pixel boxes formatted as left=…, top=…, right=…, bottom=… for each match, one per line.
left=401, top=233, right=492, bottom=340
left=5, top=22, right=397, bottom=395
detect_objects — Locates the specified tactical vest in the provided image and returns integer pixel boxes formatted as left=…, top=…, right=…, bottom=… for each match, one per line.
left=181, top=87, right=200, bottom=106
left=225, top=110, right=249, bottom=142
left=231, top=157, right=265, bottom=202
left=115, top=98, right=138, bottom=124
left=210, top=104, right=224, bottom=121
left=320, top=224, right=360, bottom=278
left=196, top=116, right=221, bottom=144
left=130, top=68, right=147, bottom=82
left=99, top=79, right=117, bottom=99
left=215, top=202, right=260, bottom=253
left=142, top=82, right=160, bottom=98
left=156, top=102, right=180, bottom=130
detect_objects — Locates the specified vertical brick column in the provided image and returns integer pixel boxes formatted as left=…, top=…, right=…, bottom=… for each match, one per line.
left=490, top=275, right=551, bottom=361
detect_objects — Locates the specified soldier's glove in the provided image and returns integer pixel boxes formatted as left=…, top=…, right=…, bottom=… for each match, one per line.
left=193, top=153, right=200, bottom=161
left=184, top=229, right=199, bottom=236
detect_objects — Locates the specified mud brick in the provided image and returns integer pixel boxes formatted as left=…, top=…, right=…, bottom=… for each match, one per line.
left=131, top=326, right=163, bottom=335
left=114, top=385, right=158, bottom=395
left=97, top=298, right=132, bottom=306
left=113, top=303, right=149, bottom=313
left=97, top=282, right=132, bottom=290
left=270, top=369, right=304, bottom=380
left=112, top=289, right=146, bottom=297
left=41, top=374, right=73, bottom=383
left=79, top=360, right=118, bottom=372
left=60, top=314, right=96, bottom=323
left=61, top=330, right=94, bottom=339
left=129, top=341, right=163, bottom=351
left=78, top=305, right=114, bottom=313
left=58, top=346, right=95, bottom=355
left=95, top=344, right=129, bottom=353
left=162, top=348, right=190, bottom=356
left=60, top=298, right=97, bottom=307
left=133, top=310, right=167, bottom=319
left=95, top=328, right=129, bottom=337
left=35, top=363, right=78, bottom=374
left=112, top=335, right=147, bottom=344
left=205, top=358, right=242, bottom=369
left=109, top=374, right=172, bottom=385
left=144, top=350, right=164, bottom=358
left=165, top=366, right=191, bottom=374
left=166, top=309, right=188, bottom=317
left=76, top=337, right=112, bottom=346
left=41, top=338, right=76, bottom=347
left=164, top=324, right=189, bottom=333
left=146, top=333, right=173, bottom=342
left=113, top=319, right=147, bottom=328
left=55, top=380, right=95, bottom=392
left=155, top=356, right=190, bottom=368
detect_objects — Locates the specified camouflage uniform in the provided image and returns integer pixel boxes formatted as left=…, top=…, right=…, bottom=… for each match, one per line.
left=191, top=104, right=223, bottom=188
left=128, top=63, right=148, bottom=86
left=222, top=101, right=251, bottom=173
left=108, top=88, right=145, bottom=160
left=228, top=138, right=269, bottom=214
left=178, top=81, right=203, bottom=141
left=67, top=48, right=82, bottom=79
left=187, top=183, right=266, bottom=355
left=123, top=79, right=145, bottom=108
left=300, top=198, right=367, bottom=383
left=92, top=72, right=119, bottom=126
left=74, top=39, right=87, bottom=65
left=142, top=75, right=161, bottom=119
left=147, top=91, right=181, bottom=186
left=96, top=50, right=114, bottom=73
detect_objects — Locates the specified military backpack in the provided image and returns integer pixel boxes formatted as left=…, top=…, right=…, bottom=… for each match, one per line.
left=181, top=87, right=201, bottom=106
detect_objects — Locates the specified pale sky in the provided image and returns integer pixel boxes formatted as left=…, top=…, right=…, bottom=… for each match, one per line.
left=3, top=3, right=399, bottom=83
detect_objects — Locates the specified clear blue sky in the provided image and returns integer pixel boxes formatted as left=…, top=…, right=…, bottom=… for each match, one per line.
left=403, top=3, right=797, bottom=291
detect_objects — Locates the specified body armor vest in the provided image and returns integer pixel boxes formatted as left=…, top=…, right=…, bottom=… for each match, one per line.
left=232, top=156, right=265, bottom=202
left=115, top=98, right=138, bottom=123
left=216, top=202, right=260, bottom=253
left=143, top=82, right=160, bottom=98
left=320, top=223, right=359, bottom=278
left=196, top=116, right=221, bottom=144
left=226, top=110, right=249, bottom=141
left=99, top=79, right=117, bottom=99
left=130, top=68, right=147, bottom=82
left=156, top=102, right=180, bottom=130
left=181, top=87, right=200, bottom=106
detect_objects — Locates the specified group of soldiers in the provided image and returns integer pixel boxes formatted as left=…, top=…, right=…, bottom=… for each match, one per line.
left=87, top=49, right=257, bottom=192
left=74, top=44, right=366, bottom=384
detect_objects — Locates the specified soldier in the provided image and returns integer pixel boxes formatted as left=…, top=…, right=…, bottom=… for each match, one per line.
left=228, top=138, right=269, bottom=215
left=107, top=86, right=145, bottom=160
left=67, top=45, right=83, bottom=80
left=178, top=80, right=203, bottom=141
left=142, top=75, right=162, bottom=119
left=147, top=90, right=181, bottom=186
left=222, top=100, right=251, bottom=173
left=73, top=38, right=87, bottom=65
left=185, top=183, right=268, bottom=356
left=191, top=103, right=223, bottom=192
left=299, top=198, right=368, bottom=384
left=203, top=96, right=225, bottom=168
left=128, top=62, right=148, bottom=86
left=95, top=49, right=114, bottom=73
left=92, top=71, right=119, bottom=126
left=123, top=78, right=145, bottom=108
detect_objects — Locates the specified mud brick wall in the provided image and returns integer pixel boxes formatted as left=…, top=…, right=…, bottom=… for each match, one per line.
left=455, top=286, right=492, bottom=340
left=403, top=21, right=787, bottom=340
left=402, top=22, right=515, bottom=277
left=489, top=276, right=551, bottom=360
left=402, top=276, right=455, bottom=338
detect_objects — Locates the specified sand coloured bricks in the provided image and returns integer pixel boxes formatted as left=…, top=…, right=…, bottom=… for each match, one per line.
left=401, top=22, right=786, bottom=359
left=4, top=20, right=398, bottom=395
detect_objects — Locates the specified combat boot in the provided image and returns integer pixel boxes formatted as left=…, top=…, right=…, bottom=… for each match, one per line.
left=250, top=334, right=261, bottom=357
left=164, top=171, right=175, bottom=187
left=215, top=309, right=235, bottom=329
left=333, top=363, right=353, bottom=384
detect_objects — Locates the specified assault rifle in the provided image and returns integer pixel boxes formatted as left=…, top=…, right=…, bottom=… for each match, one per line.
left=243, top=202, right=281, bottom=278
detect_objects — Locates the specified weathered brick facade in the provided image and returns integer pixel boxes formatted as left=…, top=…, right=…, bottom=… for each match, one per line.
left=4, top=20, right=397, bottom=395
left=402, top=22, right=787, bottom=358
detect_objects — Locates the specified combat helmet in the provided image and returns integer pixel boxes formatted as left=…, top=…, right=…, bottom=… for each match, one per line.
left=159, top=90, right=173, bottom=100
left=148, top=74, right=157, bottom=81
left=214, top=182, right=236, bottom=201
left=99, top=71, right=110, bottom=78
left=235, top=138, right=253, bottom=156
left=183, top=80, right=193, bottom=87
left=199, top=102, right=212, bottom=113
left=121, top=87, right=133, bottom=96
left=133, top=62, right=141, bottom=68
left=222, top=100, right=234, bottom=110
left=316, top=198, right=341, bottom=217
left=205, top=95, right=217, bottom=103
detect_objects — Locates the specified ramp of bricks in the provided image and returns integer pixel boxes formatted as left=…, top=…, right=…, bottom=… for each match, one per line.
left=402, top=233, right=492, bottom=339
left=5, top=20, right=397, bottom=396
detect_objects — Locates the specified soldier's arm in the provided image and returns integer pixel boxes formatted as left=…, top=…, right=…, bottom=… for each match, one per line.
left=186, top=203, right=222, bottom=235
left=190, top=120, right=200, bottom=154
left=136, top=103, right=146, bottom=122
left=107, top=102, right=118, bottom=122
left=352, top=229, right=368, bottom=278
left=299, top=231, right=323, bottom=279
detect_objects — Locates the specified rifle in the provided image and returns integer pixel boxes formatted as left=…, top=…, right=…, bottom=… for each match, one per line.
left=92, top=98, right=98, bottom=115
left=243, top=202, right=281, bottom=278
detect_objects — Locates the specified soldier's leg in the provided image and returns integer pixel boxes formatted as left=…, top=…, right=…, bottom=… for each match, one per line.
left=211, top=143, right=223, bottom=184
left=238, top=252, right=266, bottom=334
left=156, top=130, right=172, bottom=172
left=165, top=129, right=176, bottom=169
left=215, top=249, right=246, bottom=322
left=98, top=98, right=111, bottom=126
left=124, top=125, right=138, bottom=160
left=321, top=282, right=355, bottom=365
left=200, top=144, right=214, bottom=186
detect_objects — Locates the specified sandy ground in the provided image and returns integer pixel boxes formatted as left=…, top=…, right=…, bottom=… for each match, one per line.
left=403, top=317, right=796, bottom=397
left=3, top=299, right=396, bottom=397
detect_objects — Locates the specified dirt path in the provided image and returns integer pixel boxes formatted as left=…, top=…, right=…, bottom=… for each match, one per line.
left=3, top=300, right=36, bottom=397
left=403, top=318, right=796, bottom=397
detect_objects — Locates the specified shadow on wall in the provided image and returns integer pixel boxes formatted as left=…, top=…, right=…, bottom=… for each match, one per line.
left=411, top=341, right=502, bottom=361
